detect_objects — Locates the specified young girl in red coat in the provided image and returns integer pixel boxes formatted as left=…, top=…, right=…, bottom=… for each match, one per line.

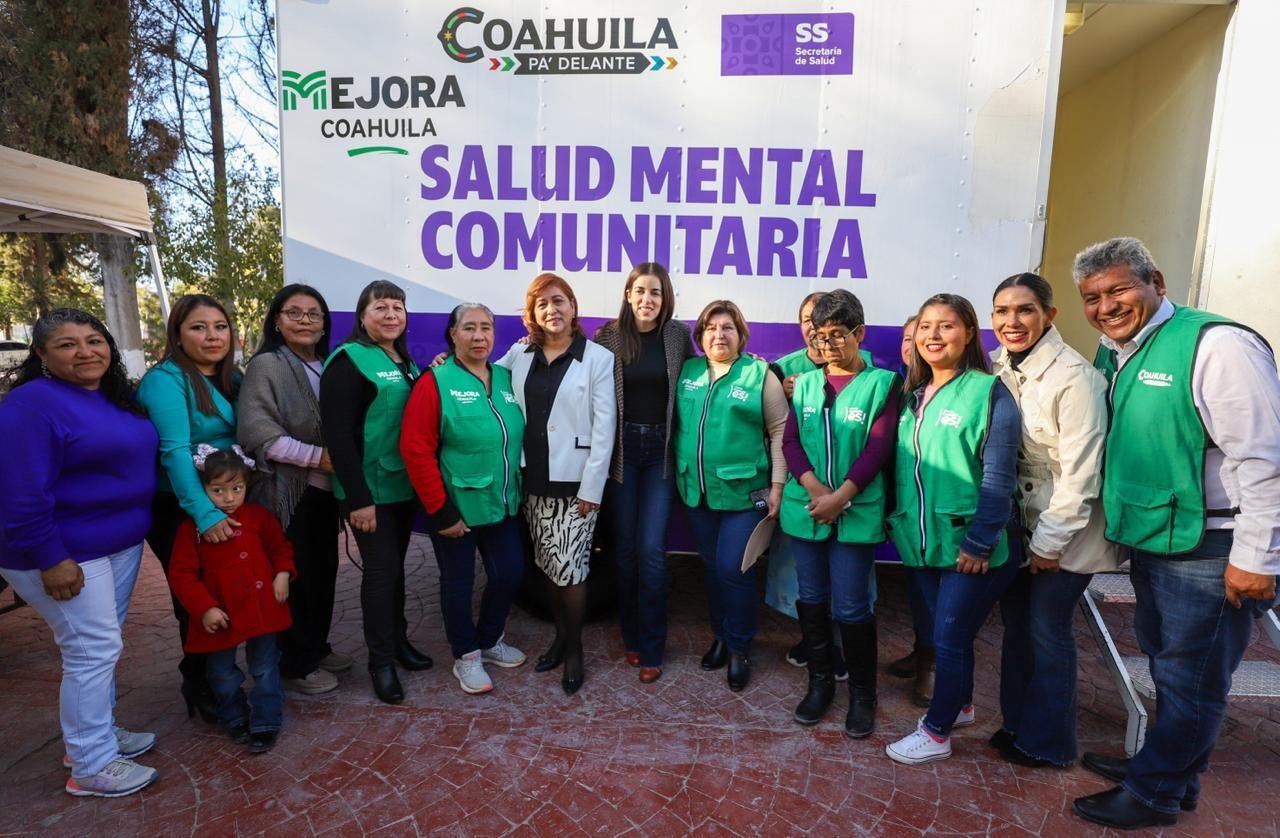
left=168, top=446, right=297, bottom=754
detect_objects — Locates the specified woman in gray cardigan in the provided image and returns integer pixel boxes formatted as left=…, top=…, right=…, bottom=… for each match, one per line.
left=238, top=284, right=351, bottom=695
left=593, top=263, right=696, bottom=684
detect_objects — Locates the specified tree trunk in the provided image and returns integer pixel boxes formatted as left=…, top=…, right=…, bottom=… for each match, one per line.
left=201, top=0, right=235, bottom=334
left=97, top=234, right=147, bottom=378
left=32, top=235, right=50, bottom=318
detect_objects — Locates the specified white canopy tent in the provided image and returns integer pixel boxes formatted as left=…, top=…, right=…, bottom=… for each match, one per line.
left=0, top=144, right=169, bottom=374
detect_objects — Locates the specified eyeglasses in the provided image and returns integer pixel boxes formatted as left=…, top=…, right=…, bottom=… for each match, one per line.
left=282, top=308, right=324, bottom=323
left=812, top=333, right=851, bottom=348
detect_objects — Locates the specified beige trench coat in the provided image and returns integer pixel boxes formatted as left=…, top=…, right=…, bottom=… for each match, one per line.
left=992, top=327, right=1122, bottom=574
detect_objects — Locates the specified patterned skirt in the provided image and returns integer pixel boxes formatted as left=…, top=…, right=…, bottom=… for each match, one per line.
left=523, top=495, right=599, bottom=587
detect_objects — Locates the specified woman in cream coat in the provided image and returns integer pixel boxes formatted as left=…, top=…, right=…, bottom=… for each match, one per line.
left=989, top=272, right=1121, bottom=768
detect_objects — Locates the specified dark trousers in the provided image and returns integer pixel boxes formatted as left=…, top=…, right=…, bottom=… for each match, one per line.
left=429, top=514, right=524, bottom=659
left=350, top=500, right=417, bottom=669
left=279, top=487, right=341, bottom=679
left=146, top=492, right=205, bottom=685
left=998, top=565, right=1093, bottom=764
left=1123, top=531, right=1276, bottom=815
left=917, top=556, right=1021, bottom=737
left=206, top=633, right=284, bottom=734
left=685, top=503, right=764, bottom=656
left=907, top=567, right=935, bottom=649
left=607, top=422, right=675, bottom=667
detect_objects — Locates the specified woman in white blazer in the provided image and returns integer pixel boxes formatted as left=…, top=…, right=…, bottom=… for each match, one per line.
left=988, top=272, right=1121, bottom=768
left=496, top=273, right=617, bottom=695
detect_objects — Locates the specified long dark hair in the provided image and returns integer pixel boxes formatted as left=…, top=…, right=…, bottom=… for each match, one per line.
left=347, top=280, right=411, bottom=360
left=4, top=308, right=145, bottom=415
left=904, top=293, right=989, bottom=392
left=608, top=262, right=676, bottom=365
left=164, top=294, right=237, bottom=417
left=255, top=284, right=332, bottom=359
left=992, top=272, right=1054, bottom=310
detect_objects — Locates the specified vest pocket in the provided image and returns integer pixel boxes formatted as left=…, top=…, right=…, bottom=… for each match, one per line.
left=886, top=508, right=923, bottom=566
left=377, top=453, right=407, bottom=472
left=932, top=510, right=972, bottom=566
left=1107, top=481, right=1176, bottom=549
left=448, top=473, right=494, bottom=489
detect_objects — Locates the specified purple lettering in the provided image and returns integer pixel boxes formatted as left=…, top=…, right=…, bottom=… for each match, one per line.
left=531, top=146, right=571, bottom=201
left=455, top=145, right=494, bottom=200
left=822, top=219, right=868, bottom=278
left=674, top=215, right=713, bottom=273
left=456, top=211, right=498, bottom=269
left=606, top=214, right=650, bottom=272
left=561, top=213, right=603, bottom=271
left=503, top=213, right=556, bottom=270
left=843, top=150, right=876, bottom=207
left=420, top=210, right=453, bottom=268
left=685, top=147, right=718, bottom=204
left=767, top=148, right=804, bottom=205
left=496, top=146, right=527, bottom=201
left=574, top=146, right=615, bottom=201
left=797, top=150, right=839, bottom=206
left=723, top=148, right=763, bottom=205
left=756, top=217, right=798, bottom=276
left=420, top=145, right=450, bottom=200
left=801, top=218, right=822, bottom=277
left=706, top=217, right=751, bottom=275
left=630, top=147, right=683, bottom=201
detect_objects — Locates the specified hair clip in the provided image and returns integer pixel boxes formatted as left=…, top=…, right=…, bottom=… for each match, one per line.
left=192, top=443, right=218, bottom=471
left=231, top=444, right=257, bottom=469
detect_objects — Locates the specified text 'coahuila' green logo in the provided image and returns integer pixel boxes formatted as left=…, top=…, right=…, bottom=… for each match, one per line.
left=282, top=70, right=327, bottom=110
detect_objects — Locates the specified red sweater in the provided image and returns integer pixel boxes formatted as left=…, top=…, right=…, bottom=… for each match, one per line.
left=400, top=373, right=460, bottom=530
left=167, top=503, right=297, bottom=653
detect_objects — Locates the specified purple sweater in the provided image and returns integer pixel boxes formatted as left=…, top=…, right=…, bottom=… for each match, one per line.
left=0, top=378, right=159, bottom=571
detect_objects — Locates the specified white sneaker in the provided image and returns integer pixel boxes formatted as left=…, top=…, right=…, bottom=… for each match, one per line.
left=481, top=635, right=527, bottom=668
left=886, top=722, right=952, bottom=765
left=318, top=650, right=354, bottom=672
left=282, top=668, right=340, bottom=695
left=453, top=651, right=493, bottom=694
left=953, top=704, right=975, bottom=727
left=65, top=758, right=157, bottom=798
left=63, top=727, right=156, bottom=770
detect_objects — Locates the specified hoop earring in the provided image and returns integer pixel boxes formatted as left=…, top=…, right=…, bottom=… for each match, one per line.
left=274, top=324, right=281, bottom=333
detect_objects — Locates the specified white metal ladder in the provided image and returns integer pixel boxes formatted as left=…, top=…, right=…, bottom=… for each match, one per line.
left=1080, top=570, right=1280, bottom=756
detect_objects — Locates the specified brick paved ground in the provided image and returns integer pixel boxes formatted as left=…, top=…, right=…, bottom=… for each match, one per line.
left=2, top=536, right=1278, bottom=836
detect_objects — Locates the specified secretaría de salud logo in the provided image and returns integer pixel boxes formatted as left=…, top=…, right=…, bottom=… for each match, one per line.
left=437, top=7, right=679, bottom=76
left=721, top=13, right=854, bottom=77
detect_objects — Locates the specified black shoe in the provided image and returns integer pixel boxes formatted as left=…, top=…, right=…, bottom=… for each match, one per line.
left=535, top=640, right=565, bottom=672
left=1073, top=787, right=1176, bottom=830
left=395, top=641, right=434, bottom=672
left=988, top=728, right=1016, bottom=752
left=794, top=675, right=835, bottom=725
left=999, top=743, right=1054, bottom=768
left=181, top=679, right=218, bottom=725
left=727, top=653, right=750, bottom=691
left=1080, top=752, right=1198, bottom=811
left=227, top=721, right=251, bottom=744
left=701, top=639, right=728, bottom=671
left=248, top=730, right=279, bottom=755
left=793, top=601, right=834, bottom=724
left=370, top=665, right=404, bottom=704
left=785, top=641, right=808, bottom=667
left=562, top=645, right=584, bottom=695
left=844, top=686, right=876, bottom=738
left=562, top=670, right=583, bottom=695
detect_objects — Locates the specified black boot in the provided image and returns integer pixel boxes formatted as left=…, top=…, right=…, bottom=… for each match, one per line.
left=180, top=678, right=218, bottom=725
left=839, top=618, right=877, bottom=738
left=395, top=639, right=433, bottom=671
left=793, top=601, right=836, bottom=725
left=701, top=639, right=728, bottom=671
left=727, top=653, right=750, bottom=691
left=370, top=665, right=404, bottom=704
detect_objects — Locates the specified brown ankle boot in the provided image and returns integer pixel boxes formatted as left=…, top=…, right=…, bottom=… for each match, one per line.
left=887, top=644, right=919, bottom=678
left=912, top=645, right=936, bottom=707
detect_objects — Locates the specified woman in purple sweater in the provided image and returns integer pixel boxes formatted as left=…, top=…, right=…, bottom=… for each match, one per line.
left=0, top=310, right=160, bottom=798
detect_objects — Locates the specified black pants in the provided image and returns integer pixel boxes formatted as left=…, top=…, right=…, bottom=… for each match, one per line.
left=279, top=487, right=341, bottom=679
left=350, top=500, right=417, bottom=669
left=146, top=492, right=205, bottom=685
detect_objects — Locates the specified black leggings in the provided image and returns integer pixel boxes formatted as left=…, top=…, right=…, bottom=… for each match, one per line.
left=349, top=501, right=418, bottom=669
left=279, top=487, right=341, bottom=678
left=146, top=492, right=205, bottom=685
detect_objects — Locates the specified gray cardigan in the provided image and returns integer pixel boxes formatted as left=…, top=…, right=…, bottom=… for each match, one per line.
left=593, top=318, right=696, bottom=481
left=237, top=348, right=327, bottom=529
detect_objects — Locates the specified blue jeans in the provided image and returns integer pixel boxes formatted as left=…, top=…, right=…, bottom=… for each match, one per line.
left=917, top=556, right=1021, bottom=736
left=906, top=567, right=935, bottom=649
left=1123, top=531, right=1276, bottom=815
left=608, top=422, right=675, bottom=667
left=685, top=503, right=765, bottom=656
left=0, top=543, right=143, bottom=777
left=206, top=633, right=284, bottom=734
left=998, top=566, right=1092, bottom=764
left=429, top=514, right=525, bottom=659
left=792, top=537, right=876, bottom=624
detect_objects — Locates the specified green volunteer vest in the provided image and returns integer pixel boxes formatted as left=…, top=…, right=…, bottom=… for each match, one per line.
left=673, top=355, right=770, bottom=511
left=781, top=365, right=898, bottom=544
left=325, top=342, right=419, bottom=505
left=1094, top=306, right=1239, bottom=554
left=774, top=347, right=874, bottom=378
left=430, top=358, right=525, bottom=527
left=889, top=369, right=1009, bottom=569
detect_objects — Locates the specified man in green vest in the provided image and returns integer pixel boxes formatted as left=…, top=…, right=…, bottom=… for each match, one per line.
left=1069, top=237, right=1280, bottom=831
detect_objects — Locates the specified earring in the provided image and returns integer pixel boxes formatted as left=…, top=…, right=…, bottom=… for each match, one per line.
left=40, top=361, right=51, bottom=378
left=274, top=324, right=281, bottom=333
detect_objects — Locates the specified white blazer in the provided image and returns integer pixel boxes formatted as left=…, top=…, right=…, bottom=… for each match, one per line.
left=497, top=337, right=618, bottom=504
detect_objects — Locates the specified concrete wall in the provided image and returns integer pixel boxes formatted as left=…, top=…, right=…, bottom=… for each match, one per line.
left=1040, top=6, right=1231, bottom=353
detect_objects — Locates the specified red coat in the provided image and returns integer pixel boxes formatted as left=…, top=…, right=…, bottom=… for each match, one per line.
left=167, top=503, right=297, bottom=653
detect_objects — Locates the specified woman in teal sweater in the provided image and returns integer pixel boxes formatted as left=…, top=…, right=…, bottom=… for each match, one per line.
left=137, top=294, right=239, bottom=722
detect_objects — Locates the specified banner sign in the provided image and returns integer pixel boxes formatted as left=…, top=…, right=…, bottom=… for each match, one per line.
left=279, top=0, right=1060, bottom=358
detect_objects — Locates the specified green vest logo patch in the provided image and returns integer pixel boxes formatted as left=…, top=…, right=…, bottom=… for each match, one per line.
left=844, top=406, right=867, bottom=424
left=937, top=409, right=963, bottom=428
left=1137, top=369, right=1174, bottom=388
left=449, top=387, right=482, bottom=404
left=728, top=384, right=750, bottom=402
